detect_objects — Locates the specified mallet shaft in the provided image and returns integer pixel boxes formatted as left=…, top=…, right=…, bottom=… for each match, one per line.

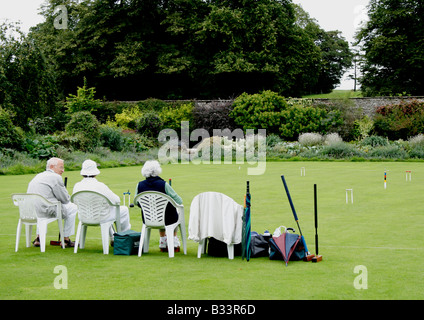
left=314, top=184, right=318, bottom=256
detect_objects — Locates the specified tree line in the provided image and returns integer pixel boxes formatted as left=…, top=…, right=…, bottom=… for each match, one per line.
left=355, top=0, right=424, bottom=96
left=1, top=0, right=423, bottom=133
left=1, top=0, right=352, bottom=129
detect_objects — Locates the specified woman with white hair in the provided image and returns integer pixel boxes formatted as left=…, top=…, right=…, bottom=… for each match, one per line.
left=135, top=160, right=182, bottom=251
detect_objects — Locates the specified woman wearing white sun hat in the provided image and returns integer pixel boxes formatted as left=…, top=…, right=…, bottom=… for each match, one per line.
left=73, top=160, right=131, bottom=238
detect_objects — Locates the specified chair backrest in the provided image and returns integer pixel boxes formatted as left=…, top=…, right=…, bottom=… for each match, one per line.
left=189, top=191, right=243, bottom=244
left=12, top=193, right=61, bottom=222
left=134, top=191, right=180, bottom=228
left=71, top=191, right=116, bottom=225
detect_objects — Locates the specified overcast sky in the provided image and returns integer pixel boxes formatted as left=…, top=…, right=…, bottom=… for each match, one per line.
left=0, top=0, right=370, bottom=90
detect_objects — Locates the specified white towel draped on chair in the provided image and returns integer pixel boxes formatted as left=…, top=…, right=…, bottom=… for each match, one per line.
left=189, top=192, right=243, bottom=246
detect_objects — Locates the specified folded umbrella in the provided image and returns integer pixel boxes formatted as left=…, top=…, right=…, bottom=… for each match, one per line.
left=272, top=230, right=301, bottom=266
left=242, top=181, right=251, bottom=261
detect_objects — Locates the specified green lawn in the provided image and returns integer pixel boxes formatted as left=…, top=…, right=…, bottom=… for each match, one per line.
left=303, top=90, right=363, bottom=99
left=1, top=161, right=423, bottom=300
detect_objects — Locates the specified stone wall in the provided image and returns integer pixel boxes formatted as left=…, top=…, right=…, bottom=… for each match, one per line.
left=146, top=96, right=424, bottom=118
left=309, top=97, right=424, bottom=118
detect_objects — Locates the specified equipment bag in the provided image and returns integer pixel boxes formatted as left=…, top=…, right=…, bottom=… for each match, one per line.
left=113, top=230, right=141, bottom=255
left=250, top=231, right=271, bottom=258
left=207, top=237, right=242, bottom=257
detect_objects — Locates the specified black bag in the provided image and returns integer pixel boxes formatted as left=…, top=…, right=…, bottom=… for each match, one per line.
left=250, top=231, right=271, bottom=258
left=113, top=230, right=141, bottom=255
left=207, top=237, right=241, bottom=257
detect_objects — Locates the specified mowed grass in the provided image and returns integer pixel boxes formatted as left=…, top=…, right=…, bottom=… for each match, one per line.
left=302, top=90, right=363, bottom=99
left=1, top=161, right=423, bottom=300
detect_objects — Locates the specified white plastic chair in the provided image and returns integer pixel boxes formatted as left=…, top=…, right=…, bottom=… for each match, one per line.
left=71, top=191, right=122, bottom=254
left=133, top=191, right=187, bottom=258
left=12, top=193, right=65, bottom=252
left=188, top=192, right=243, bottom=260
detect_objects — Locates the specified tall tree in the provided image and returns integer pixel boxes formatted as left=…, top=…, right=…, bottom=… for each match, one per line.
left=0, top=22, right=59, bottom=129
left=29, top=0, right=347, bottom=99
left=293, top=4, right=353, bottom=94
left=356, top=0, right=424, bottom=96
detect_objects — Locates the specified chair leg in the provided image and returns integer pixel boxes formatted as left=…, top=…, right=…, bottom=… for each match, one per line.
left=57, top=218, right=65, bottom=249
left=227, top=244, right=234, bottom=260
left=143, top=228, right=151, bottom=253
left=203, top=238, right=208, bottom=254
left=80, top=225, right=87, bottom=249
left=101, top=223, right=110, bottom=254
left=197, top=239, right=205, bottom=258
left=179, top=223, right=187, bottom=255
left=74, top=222, right=82, bottom=253
left=165, top=226, right=175, bottom=258
left=138, top=225, right=146, bottom=257
left=25, top=224, right=33, bottom=248
left=38, top=221, right=47, bottom=253
left=15, top=220, right=22, bottom=252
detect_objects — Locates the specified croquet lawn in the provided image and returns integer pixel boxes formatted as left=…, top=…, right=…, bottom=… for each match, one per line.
left=1, top=161, right=423, bottom=300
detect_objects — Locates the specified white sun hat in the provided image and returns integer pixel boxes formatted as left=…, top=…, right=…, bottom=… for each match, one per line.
left=80, top=159, right=100, bottom=176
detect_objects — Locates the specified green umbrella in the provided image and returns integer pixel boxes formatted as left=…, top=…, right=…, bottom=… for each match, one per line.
left=242, top=181, right=251, bottom=261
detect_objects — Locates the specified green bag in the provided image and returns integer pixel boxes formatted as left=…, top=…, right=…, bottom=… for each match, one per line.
left=113, top=230, right=141, bottom=255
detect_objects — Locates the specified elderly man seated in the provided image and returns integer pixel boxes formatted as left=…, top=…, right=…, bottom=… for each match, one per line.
left=27, top=157, right=77, bottom=247
left=72, top=160, right=131, bottom=239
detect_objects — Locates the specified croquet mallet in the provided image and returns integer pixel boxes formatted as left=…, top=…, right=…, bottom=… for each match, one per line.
left=312, top=184, right=322, bottom=263
left=281, top=175, right=315, bottom=261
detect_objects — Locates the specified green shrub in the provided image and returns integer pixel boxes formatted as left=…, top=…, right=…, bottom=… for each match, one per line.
left=94, top=101, right=130, bottom=124
left=266, top=134, right=283, bottom=148
left=65, top=78, right=102, bottom=114
left=0, top=107, right=24, bottom=150
left=320, top=141, right=364, bottom=159
left=65, top=111, right=100, bottom=151
left=360, top=135, right=389, bottom=147
left=230, top=91, right=287, bottom=134
left=115, top=104, right=143, bottom=129
left=159, top=102, right=194, bottom=132
left=122, top=132, right=157, bottom=152
left=374, top=100, right=424, bottom=140
left=24, top=135, right=59, bottom=159
left=137, top=98, right=169, bottom=112
left=280, top=105, right=332, bottom=140
left=100, top=125, right=125, bottom=151
left=322, top=99, right=362, bottom=142
left=136, top=112, right=163, bottom=138
left=231, top=91, right=342, bottom=140
left=28, top=116, right=57, bottom=135
left=409, top=145, right=424, bottom=159
left=353, top=115, right=374, bottom=140
left=369, top=145, right=407, bottom=159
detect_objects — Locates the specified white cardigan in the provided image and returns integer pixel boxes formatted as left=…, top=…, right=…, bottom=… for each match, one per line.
left=188, top=192, right=243, bottom=245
